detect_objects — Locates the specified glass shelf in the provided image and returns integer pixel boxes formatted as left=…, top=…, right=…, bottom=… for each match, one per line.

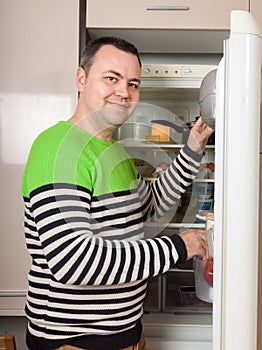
left=118, top=141, right=215, bottom=150
left=145, top=177, right=214, bottom=183
left=145, top=222, right=205, bottom=229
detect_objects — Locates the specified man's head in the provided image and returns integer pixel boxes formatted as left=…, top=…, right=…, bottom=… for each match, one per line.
left=74, top=37, right=141, bottom=140
left=80, top=36, right=141, bottom=75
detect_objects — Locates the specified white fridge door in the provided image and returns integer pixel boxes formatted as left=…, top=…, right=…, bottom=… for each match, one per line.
left=213, top=10, right=261, bottom=350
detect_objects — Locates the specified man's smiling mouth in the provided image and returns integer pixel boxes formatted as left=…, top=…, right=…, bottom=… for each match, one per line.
left=107, top=101, right=130, bottom=111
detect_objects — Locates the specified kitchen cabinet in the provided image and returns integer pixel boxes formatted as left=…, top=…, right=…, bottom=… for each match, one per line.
left=86, top=0, right=248, bottom=30
left=251, top=1, right=262, bottom=45
left=0, top=0, right=78, bottom=314
left=84, top=0, right=250, bottom=53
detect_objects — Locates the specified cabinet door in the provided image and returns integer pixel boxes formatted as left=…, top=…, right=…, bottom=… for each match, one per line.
left=87, top=0, right=249, bottom=30
left=250, top=0, right=262, bottom=38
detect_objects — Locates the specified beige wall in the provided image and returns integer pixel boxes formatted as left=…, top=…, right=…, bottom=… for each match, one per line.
left=0, top=0, right=79, bottom=347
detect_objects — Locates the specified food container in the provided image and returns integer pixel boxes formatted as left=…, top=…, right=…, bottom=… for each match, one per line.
left=193, top=256, right=213, bottom=303
left=197, top=198, right=213, bottom=210
left=198, top=193, right=212, bottom=200
left=197, top=183, right=214, bottom=196
left=193, top=215, right=214, bottom=303
left=206, top=216, right=214, bottom=257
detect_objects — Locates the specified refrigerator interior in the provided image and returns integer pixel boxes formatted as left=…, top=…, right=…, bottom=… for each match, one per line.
left=114, top=64, right=218, bottom=317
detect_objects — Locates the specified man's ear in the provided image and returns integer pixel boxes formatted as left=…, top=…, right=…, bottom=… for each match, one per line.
left=76, top=67, right=87, bottom=92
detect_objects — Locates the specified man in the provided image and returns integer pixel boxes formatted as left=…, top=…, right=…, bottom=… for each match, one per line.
left=22, top=37, right=213, bottom=350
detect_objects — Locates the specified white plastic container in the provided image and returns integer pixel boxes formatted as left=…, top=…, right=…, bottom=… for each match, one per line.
left=193, top=256, right=213, bottom=303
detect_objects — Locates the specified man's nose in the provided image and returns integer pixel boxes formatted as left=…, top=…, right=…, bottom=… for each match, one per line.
left=115, top=83, right=129, bottom=98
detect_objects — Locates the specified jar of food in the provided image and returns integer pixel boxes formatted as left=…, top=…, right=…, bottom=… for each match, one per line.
left=206, top=216, right=214, bottom=258
left=193, top=214, right=214, bottom=303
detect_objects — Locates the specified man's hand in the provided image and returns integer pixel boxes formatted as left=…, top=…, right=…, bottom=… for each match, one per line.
left=179, top=229, right=207, bottom=260
left=187, top=116, right=214, bottom=154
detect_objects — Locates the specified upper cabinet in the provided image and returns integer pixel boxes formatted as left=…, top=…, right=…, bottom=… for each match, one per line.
left=250, top=0, right=262, bottom=35
left=87, top=0, right=249, bottom=30
left=85, top=0, right=250, bottom=53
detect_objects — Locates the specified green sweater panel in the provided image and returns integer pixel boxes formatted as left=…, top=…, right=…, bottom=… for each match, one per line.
left=22, top=121, right=137, bottom=197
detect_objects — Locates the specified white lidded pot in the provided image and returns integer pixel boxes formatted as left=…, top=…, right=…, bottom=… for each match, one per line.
left=199, top=69, right=217, bottom=130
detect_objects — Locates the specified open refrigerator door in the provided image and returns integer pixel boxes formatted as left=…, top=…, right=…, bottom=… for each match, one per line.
left=212, top=10, right=261, bottom=350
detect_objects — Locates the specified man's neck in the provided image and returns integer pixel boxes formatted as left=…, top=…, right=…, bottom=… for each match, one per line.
left=68, top=112, right=116, bottom=142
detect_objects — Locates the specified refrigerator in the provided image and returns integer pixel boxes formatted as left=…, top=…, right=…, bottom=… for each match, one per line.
left=140, top=10, right=262, bottom=350
left=212, top=10, right=261, bottom=350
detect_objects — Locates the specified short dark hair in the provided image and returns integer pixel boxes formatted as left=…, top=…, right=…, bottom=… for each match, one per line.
left=80, top=36, right=141, bottom=74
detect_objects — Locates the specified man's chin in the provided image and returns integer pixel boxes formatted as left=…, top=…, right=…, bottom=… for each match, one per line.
left=104, top=110, right=131, bottom=125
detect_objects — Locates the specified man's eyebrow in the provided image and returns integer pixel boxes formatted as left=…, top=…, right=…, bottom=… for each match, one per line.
left=104, top=70, right=141, bottom=84
left=130, top=78, right=141, bottom=84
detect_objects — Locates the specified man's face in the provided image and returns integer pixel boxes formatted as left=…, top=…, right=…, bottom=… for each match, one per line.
left=77, top=44, right=141, bottom=131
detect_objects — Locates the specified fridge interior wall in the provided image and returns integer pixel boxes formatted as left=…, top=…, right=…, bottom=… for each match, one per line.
left=140, top=87, right=201, bottom=124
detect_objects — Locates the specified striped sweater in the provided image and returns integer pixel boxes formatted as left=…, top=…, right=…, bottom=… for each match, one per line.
left=22, top=121, right=202, bottom=350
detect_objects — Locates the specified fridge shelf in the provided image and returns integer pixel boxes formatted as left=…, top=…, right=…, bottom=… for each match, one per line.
left=118, top=141, right=215, bottom=150
left=145, top=177, right=214, bottom=183
left=145, top=222, right=205, bottom=229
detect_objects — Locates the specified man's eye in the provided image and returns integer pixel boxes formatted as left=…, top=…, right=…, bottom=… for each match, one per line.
left=107, top=76, right=117, bottom=82
left=129, top=82, right=140, bottom=89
